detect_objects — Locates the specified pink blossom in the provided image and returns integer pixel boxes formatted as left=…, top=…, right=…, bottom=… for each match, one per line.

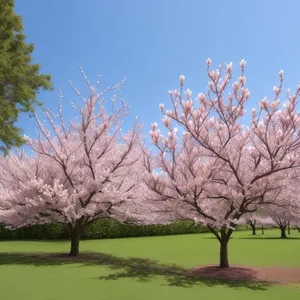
left=151, top=122, right=158, bottom=130
left=174, top=89, right=179, bottom=97
left=183, top=100, right=193, bottom=114
left=240, top=59, right=246, bottom=69
left=279, top=69, right=284, bottom=77
left=159, top=103, right=164, bottom=110
left=185, top=89, right=192, bottom=98
left=162, top=116, right=171, bottom=128
left=179, top=75, right=185, bottom=85
left=232, top=81, right=239, bottom=91
left=166, top=110, right=174, bottom=117
left=238, top=76, right=246, bottom=85
left=226, top=62, right=233, bottom=72
left=198, top=93, right=206, bottom=104
left=273, top=86, right=280, bottom=95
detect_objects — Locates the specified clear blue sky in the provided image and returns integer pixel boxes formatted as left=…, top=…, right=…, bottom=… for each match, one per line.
left=14, top=0, right=300, bottom=139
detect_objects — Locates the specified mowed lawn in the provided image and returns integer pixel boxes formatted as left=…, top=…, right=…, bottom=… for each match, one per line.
left=0, top=229, right=300, bottom=300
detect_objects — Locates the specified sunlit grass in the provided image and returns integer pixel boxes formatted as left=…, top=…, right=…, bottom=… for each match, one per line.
left=0, top=229, right=299, bottom=300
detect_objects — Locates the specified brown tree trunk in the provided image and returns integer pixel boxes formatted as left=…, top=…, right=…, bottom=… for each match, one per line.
left=219, top=240, right=229, bottom=268
left=207, top=226, right=232, bottom=268
left=261, top=225, right=264, bottom=235
left=288, top=223, right=291, bottom=235
left=280, top=226, right=287, bottom=239
left=69, top=229, right=80, bottom=256
left=219, top=228, right=232, bottom=268
left=250, top=223, right=256, bottom=235
left=68, top=218, right=87, bottom=256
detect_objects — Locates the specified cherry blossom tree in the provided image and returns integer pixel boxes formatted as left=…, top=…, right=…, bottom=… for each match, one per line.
left=258, top=217, right=276, bottom=235
left=245, top=216, right=258, bottom=235
left=260, top=169, right=300, bottom=238
left=0, top=70, right=143, bottom=256
left=143, top=59, right=300, bottom=268
left=265, top=206, right=294, bottom=238
left=240, top=213, right=275, bottom=235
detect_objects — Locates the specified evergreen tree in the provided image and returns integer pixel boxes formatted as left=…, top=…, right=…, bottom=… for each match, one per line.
left=0, top=0, right=52, bottom=154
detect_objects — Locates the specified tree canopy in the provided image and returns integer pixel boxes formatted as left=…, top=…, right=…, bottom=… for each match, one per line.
left=0, top=0, right=52, bottom=154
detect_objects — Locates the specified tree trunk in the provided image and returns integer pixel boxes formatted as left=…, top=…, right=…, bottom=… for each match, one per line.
left=207, top=226, right=232, bottom=268
left=261, top=225, right=264, bottom=235
left=69, top=230, right=80, bottom=256
left=68, top=218, right=87, bottom=256
left=280, top=226, right=287, bottom=239
left=219, top=240, right=229, bottom=268
left=219, top=228, right=232, bottom=268
left=250, top=223, right=256, bottom=235
left=288, top=223, right=291, bottom=235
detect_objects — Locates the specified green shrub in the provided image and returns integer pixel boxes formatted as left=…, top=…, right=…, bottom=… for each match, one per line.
left=0, top=219, right=251, bottom=241
left=82, top=219, right=208, bottom=239
left=0, top=223, right=69, bottom=240
left=0, top=220, right=208, bottom=240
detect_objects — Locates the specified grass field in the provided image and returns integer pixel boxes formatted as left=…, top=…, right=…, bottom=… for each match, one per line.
left=0, top=229, right=300, bottom=300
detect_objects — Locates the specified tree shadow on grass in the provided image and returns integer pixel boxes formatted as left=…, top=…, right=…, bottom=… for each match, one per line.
left=239, top=237, right=300, bottom=240
left=203, top=236, right=300, bottom=240
left=0, top=252, right=270, bottom=291
left=202, top=236, right=235, bottom=240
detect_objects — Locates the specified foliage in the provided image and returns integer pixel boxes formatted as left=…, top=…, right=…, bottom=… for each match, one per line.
left=0, top=220, right=206, bottom=240
left=0, top=0, right=52, bottom=153
left=0, top=222, right=69, bottom=240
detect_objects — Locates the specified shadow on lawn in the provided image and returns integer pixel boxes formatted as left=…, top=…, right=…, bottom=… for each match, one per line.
left=239, top=236, right=300, bottom=240
left=202, top=235, right=300, bottom=240
left=0, top=252, right=270, bottom=291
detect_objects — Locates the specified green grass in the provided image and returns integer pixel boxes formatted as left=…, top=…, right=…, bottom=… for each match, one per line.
left=0, top=229, right=300, bottom=299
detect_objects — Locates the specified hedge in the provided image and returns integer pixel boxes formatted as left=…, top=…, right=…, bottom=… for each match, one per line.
left=0, top=219, right=209, bottom=240
left=0, top=219, right=253, bottom=241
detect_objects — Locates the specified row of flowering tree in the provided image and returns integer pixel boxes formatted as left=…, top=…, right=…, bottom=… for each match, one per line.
left=242, top=211, right=296, bottom=237
left=241, top=172, right=300, bottom=237
left=1, top=60, right=300, bottom=268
